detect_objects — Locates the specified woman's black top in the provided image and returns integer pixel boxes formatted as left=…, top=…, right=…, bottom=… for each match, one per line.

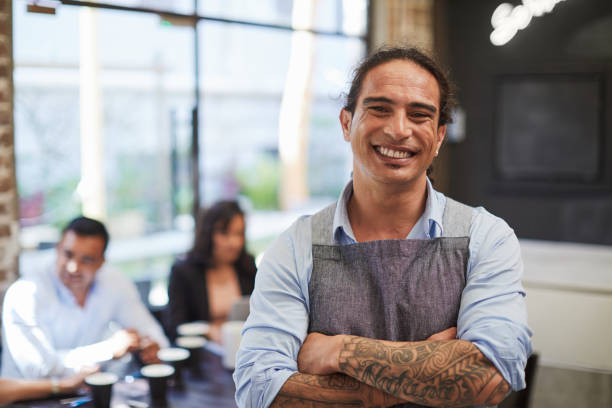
left=165, top=255, right=256, bottom=340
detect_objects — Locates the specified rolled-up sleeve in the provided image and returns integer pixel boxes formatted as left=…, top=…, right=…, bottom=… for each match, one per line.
left=458, top=208, right=533, bottom=391
left=234, top=217, right=312, bottom=408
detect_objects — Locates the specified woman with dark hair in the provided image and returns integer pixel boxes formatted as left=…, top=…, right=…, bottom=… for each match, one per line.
left=165, top=200, right=257, bottom=342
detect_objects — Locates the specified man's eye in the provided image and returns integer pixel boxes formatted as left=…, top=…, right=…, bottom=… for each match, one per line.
left=369, top=106, right=388, bottom=113
left=81, top=257, right=96, bottom=265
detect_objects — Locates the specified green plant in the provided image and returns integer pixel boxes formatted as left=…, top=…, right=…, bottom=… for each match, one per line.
left=237, top=155, right=280, bottom=210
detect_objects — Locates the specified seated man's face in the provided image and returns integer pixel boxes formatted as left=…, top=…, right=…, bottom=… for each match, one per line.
left=56, top=230, right=106, bottom=296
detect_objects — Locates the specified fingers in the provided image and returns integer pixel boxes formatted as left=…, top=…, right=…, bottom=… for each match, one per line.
left=111, top=329, right=141, bottom=358
left=426, top=326, right=457, bottom=341
left=297, top=333, right=341, bottom=375
left=138, top=336, right=161, bottom=364
left=139, top=341, right=162, bottom=364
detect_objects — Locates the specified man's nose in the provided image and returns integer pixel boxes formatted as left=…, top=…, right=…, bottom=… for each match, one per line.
left=66, top=259, right=78, bottom=274
left=384, top=113, right=412, bottom=140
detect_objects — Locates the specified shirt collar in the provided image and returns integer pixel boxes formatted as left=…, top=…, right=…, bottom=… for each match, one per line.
left=332, top=177, right=445, bottom=243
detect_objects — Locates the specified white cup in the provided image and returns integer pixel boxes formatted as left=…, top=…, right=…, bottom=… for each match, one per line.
left=221, top=320, right=244, bottom=370
left=177, top=321, right=210, bottom=337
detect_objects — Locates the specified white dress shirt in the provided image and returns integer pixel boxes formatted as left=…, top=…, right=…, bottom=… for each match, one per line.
left=1, top=262, right=169, bottom=379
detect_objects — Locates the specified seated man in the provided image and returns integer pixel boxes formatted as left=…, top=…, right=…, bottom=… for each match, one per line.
left=2, top=216, right=169, bottom=379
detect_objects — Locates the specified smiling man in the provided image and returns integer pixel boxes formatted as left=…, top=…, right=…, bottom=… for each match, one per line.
left=1, top=216, right=169, bottom=380
left=233, top=47, right=532, bottom=408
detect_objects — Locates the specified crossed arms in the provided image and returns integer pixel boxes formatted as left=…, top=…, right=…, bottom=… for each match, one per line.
left=272, top=329, right=510, bottom=408
left=233, top=215, right=531, bottom=408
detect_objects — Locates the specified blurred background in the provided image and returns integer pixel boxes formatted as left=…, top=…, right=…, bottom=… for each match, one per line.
left=0, top=0, right=611, bottom=406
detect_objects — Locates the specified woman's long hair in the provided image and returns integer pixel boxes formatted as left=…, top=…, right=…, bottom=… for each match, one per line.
left=186, top=200, right=254, bottom=274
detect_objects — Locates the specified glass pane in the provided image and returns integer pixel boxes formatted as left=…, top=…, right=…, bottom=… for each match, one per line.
left=308, top=35, right=366, bottom=198
left=66, top=0, right=195, bottom=14
left=197, top=20, right=365, bottom=256
left=198, top=0, right=368, bottom=36
left=312, top=0, right=368, bottom=36
left=14, top=3, right=81, bottom=238
left=95, top=10, right=195, bottom=238
left=14, top=4, right=195, bottom=259
left=198, top=0, right=293, bottom=27
left=198, top=21, right=291, bottom=208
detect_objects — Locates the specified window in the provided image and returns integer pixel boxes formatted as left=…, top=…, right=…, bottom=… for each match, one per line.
left=15, top=0, right=367, bottom=302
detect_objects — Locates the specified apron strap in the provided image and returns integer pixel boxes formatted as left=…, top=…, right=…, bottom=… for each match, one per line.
left=442, top=197, right=473, bottom=238
left=311, top=202, right=336, bottom=246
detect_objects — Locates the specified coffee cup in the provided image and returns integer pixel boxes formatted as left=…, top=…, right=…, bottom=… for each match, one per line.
left=221, top=320, right=244, bottom=370
left=175, top=336, right=206, bottom=376
left=140, top=364, right=175, bottom=407
left=176, top=321, right=209, bottom=337
left=85, top=372, right=118, bottom=408
left=157, top=347, right=190, bottom=390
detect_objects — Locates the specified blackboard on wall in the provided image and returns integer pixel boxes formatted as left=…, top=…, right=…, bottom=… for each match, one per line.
left=495, top=74, right=602, bottom=183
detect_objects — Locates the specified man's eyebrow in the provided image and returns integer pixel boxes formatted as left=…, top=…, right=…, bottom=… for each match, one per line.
left=410, top=102, right=437, bottom=114
left=362, top=97, right=438, bottom=114
left=362, top=96, right=394, bottom=105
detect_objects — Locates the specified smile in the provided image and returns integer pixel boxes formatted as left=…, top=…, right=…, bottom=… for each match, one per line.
left=375, top=145, right=415, bottom=159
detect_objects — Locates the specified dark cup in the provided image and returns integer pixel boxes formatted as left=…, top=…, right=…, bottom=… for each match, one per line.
left=157, top=347, right=190, bottom=390
left=141, top=364, right=175, bottom=407
left=175, top=336, right=206, bottom=377
left=85, top=372, right=118, bottom=408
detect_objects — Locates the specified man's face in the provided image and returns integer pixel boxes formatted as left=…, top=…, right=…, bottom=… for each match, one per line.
left=340, top=59, right=446, bottom=188
left=56, top=230, right=105, bottom=296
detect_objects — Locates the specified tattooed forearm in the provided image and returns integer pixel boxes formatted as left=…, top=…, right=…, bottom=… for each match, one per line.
left=338, top=337, right=510, bottom=407
left=484, top=377, right=511, bottom=405
left=271, top=373, right=402, bottom=408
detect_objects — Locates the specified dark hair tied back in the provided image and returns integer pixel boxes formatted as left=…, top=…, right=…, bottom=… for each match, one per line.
left=343, top=45, right=456, bottom=127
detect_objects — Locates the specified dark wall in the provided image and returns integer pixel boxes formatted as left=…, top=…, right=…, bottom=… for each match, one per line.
left=445, top=0, right=612, bottom=245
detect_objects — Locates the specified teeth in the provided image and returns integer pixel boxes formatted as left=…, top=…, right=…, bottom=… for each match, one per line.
left=377, top=146, right=414, bottom=159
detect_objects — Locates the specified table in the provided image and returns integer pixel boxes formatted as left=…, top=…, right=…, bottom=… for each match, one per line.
left=8, top=347, right=237, bottom=408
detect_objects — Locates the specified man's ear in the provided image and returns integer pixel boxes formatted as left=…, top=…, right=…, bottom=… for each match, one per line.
left=436, top=124, right=447, bottom=151
left=340, top=109, right=352, bottom=142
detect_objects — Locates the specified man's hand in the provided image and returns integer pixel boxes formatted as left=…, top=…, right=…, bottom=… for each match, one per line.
left=297, top=328, right=457, bottom=376
left=297, top=333, right=344, bottom=375
left=58, top=366, right=98, bottom=394
left=138, top=336, right=162, bottom=364
left=110, top=329, right=140, bottom=359
left=426, top=326, right=457, bottom=341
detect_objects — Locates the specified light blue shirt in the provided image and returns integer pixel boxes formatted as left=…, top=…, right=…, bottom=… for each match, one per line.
left=234, top=180, right=533, bottom=408
left=1, top=262, right=169, bottom=379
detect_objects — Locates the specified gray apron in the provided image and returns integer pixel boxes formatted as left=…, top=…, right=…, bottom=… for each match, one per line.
left=309, top=197, right=472, bottom=408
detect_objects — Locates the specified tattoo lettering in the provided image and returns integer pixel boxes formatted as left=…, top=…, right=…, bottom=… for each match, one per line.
left=338, top=336, right=509, bottom=407
left=272, top=373, right=396, bottom=408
